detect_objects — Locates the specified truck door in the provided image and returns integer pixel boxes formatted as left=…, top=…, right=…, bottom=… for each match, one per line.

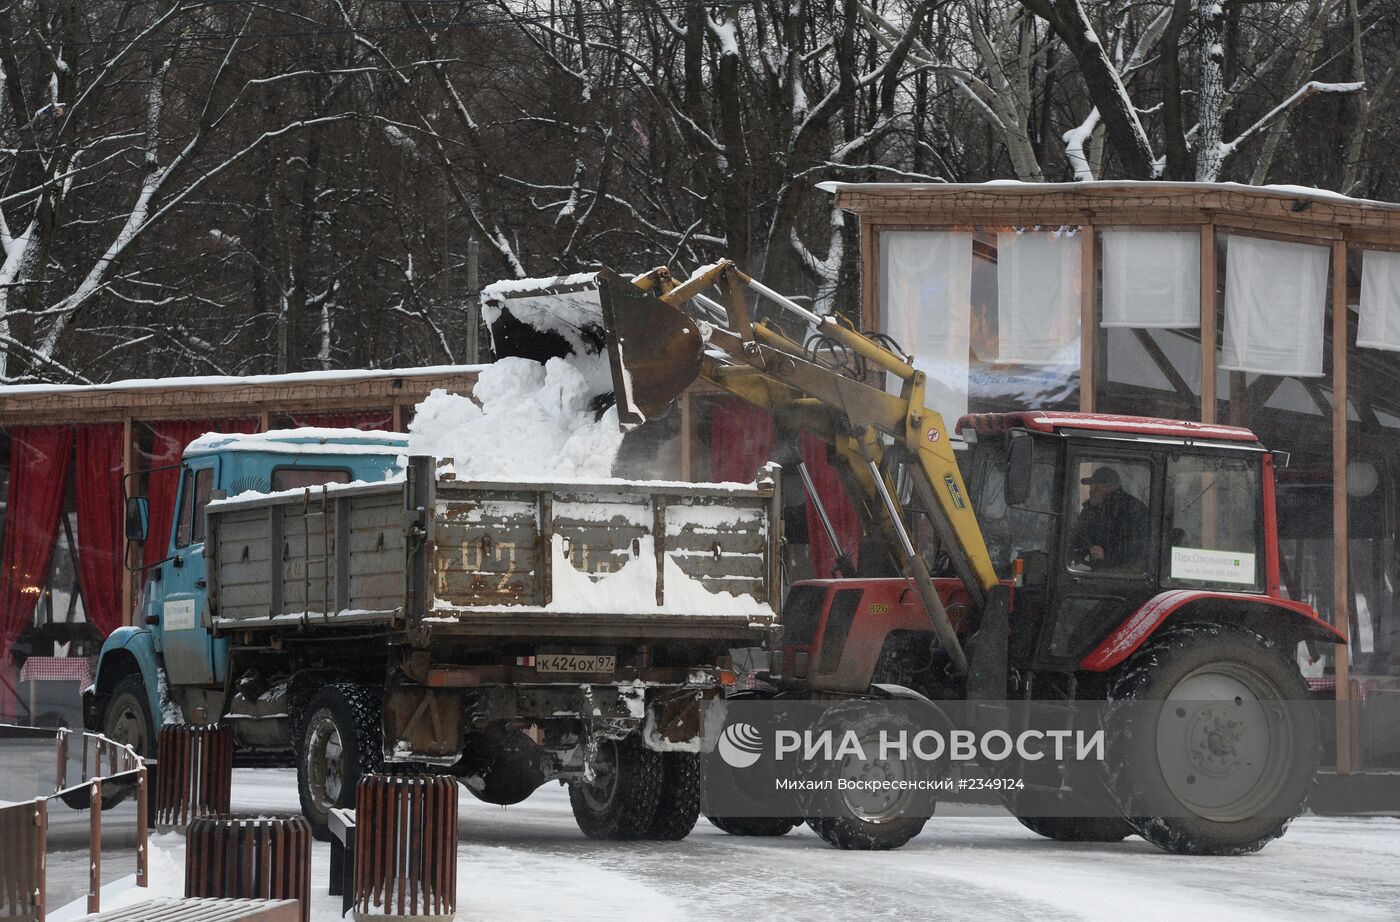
left=153, top=461, right=220, bottom=686
left=1040, top=449, right=1161, bottom=666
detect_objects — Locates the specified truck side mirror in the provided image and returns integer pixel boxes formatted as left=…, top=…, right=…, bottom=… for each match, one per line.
left=125, top=496, right=150, bottom=542
left=1005, top=433, right=1034, bottom=507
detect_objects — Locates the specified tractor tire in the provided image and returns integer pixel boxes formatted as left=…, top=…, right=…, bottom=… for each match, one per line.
left=1103, top=622, right=1319, bottom=856
left=297, top=683, right=384, bottom=842
left=569, top=737, right=663, bottom=840
left=706, top=815, right=799, bottom=837
left=643, top=752, right=702, bottom=840
left=796, top=700, right=938, bottom=851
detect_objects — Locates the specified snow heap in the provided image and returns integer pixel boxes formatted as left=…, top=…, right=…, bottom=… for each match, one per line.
left=407, top=356, right=624, bottom=481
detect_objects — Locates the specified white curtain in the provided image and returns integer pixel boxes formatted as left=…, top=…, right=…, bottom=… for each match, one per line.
left=880, top=231, right=973, bottom=425
left=1101, top=230, right=1200, bottom=328
left=1357, top=249, right=1400, bottom=353
left=996, top=230, right=1082, bottom=365
left=1220, top=236, right=1328, bottom=377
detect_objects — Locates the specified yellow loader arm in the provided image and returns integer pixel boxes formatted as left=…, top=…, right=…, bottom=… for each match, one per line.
left=597, top=260, right=999, bottom=674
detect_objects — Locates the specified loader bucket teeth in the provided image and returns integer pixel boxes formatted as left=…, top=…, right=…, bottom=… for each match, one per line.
left=597, top=267, right=703, bottom=425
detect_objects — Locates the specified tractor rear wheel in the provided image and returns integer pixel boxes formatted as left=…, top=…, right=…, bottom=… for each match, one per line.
left=1002, top=759, right=1134, bottom=843
left=1103, top=623, right=1318, bottom=856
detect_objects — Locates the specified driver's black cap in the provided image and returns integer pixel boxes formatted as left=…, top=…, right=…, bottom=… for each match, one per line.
left=1081, top=466, right=1121, bottom=487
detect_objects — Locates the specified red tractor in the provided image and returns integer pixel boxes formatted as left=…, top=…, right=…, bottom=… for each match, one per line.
left=595, top=260, right=1343, bottom=855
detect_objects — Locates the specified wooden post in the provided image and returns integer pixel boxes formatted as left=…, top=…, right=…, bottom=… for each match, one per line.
left=1199, top=223, right=1218, bottom=424
left=136, top=764, right=149, bottom=887
left=861, top=222, right=879, bottom=332
left=1079, top=223, right=1096, bottom=412
left=89, top=777, right=102, bottom=914
left=392, top=403, right=404, bottom=433
left=1331, top=239, right=1353, bottom=774
left=121, top=415, right=134, bottom=627
left=680, top=393, right=693, bottom=482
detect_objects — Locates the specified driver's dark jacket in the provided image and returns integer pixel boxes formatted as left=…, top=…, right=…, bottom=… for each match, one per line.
left=1072, top=489, right=1149, bottom=569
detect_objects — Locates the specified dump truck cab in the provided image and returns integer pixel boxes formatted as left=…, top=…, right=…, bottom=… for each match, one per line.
left=772, top=411, right=1340, bottom=699
left=87, top=430, right=408, bottom=746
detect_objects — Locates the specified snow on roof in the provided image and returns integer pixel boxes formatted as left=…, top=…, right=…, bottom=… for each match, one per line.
left=816, top=179, right=1400, bottom=212
left=185, top=427, right=410, bottom=456
left=0, top=363, right=487, bottom=398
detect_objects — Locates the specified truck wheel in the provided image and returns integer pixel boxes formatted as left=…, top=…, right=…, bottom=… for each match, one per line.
left=706, top=815, right=799, bottom=837
left=643, top=752, right=702, bottom=840
left=569, top=737, right=663, bottom=840
left=297, top=683, right=383, bottom=841
left=1103, top=623, right=1318, bottom=856
left=103, top=675, right=155, bottom=759
left=796, top=701, right=937, bottom=851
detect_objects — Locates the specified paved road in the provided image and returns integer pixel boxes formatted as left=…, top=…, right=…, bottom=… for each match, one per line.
left=211, top=767, right=1400, bottom=922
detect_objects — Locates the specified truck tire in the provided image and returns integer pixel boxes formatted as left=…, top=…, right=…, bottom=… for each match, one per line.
left=103, top=675, right=155, bottom=759
left=569, top=737, right=663, bottom=840
left=796, top=700, right=937, bottom=851
left=1012, top=813, right=1134, bottom=843
left=1103, top=622, right=1319, bottom=856
left=706, top=816, right=799, bottom=837
left=643, top=752, right=702, bottom=840
left=297, top=683, right=383, bottom=841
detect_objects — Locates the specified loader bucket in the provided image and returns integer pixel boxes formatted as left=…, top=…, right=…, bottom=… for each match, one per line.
left=597, top=267, right=703, bottom=425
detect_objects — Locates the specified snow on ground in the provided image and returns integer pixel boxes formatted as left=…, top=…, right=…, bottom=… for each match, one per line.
left=408, top=357, right=624, bottom=481
left=69, top=767, right=1400, bottom=922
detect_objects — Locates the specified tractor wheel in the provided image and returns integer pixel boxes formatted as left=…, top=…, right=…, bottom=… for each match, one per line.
left=297, top=683, right=384, bottom=841
left=643, top=752, right=702, bottom=840
left=569, top=737, right=663, bottom=840
left=796, top=700, right=937, bottom=851
left=706, top=816, right=799, bottom=837
left=1103, top=623, right=1319, bottom=856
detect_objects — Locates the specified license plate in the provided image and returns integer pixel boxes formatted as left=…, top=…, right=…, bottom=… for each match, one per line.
left=535, top=653, right=616, bottom=674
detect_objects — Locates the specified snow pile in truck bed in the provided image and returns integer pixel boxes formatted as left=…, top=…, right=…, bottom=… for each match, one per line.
left=407, top=356, right=624, bottom=480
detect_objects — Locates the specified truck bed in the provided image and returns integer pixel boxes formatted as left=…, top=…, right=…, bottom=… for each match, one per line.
left=205, top=460, right=781, bottom=645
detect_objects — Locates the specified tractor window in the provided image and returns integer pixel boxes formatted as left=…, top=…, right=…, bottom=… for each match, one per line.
left=963, top=438, right=1058, bottom=579
left=1067, top=456, right=1153, bottom=575
left=1163, top=454, right=1262, bottom=590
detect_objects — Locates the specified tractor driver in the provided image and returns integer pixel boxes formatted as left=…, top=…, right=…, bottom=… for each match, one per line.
left=1071, top=466, right=1149, bottom=571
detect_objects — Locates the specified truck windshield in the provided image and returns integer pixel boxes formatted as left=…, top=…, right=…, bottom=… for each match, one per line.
left=961, top=438, right=1057, bottom=579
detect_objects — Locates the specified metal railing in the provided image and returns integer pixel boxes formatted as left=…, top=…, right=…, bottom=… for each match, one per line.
left=0, top=725, right=149, bottom=921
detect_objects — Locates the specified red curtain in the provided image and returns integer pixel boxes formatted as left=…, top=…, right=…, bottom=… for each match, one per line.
left=800, top=434, right=863, bottom=577
left=1, top=427, right=74, bottom=716
left=142, top=419, right=258, bottom=568
left=708, top=397, right=775, bottom=483
left=288, top=412, right=391, bottom=431
left=74, top=425, right=126, bottom=638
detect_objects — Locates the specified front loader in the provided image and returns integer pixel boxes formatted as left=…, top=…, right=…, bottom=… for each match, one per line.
left=576, top=259, right=1345, bottom=856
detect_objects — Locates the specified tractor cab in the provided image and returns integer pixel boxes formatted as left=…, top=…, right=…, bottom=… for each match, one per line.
left=773, top=411, right=1314, bottom=698
left=955, top=411, right=1279, bottom=674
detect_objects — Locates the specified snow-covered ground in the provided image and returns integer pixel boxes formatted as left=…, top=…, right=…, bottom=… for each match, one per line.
left=68, top=766, right=1400, bottom=922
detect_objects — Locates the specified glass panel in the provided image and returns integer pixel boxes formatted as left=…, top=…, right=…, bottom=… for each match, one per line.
left=1067, top=456, right=1152, bottom=575
left=962, top=438, right=1058, bottom=579
left=970, top=228, right=1081, bottom=413
left=191, top=467, right=215, bottom=543
left=1162, top=454, right=1262, bottom=590
left=174, top=468, right=195, bottom=548
left=271, top=468, right=353, bottom=492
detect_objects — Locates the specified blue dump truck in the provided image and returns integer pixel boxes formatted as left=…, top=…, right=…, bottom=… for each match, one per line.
left=85, top=429, right=781, bottom=840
